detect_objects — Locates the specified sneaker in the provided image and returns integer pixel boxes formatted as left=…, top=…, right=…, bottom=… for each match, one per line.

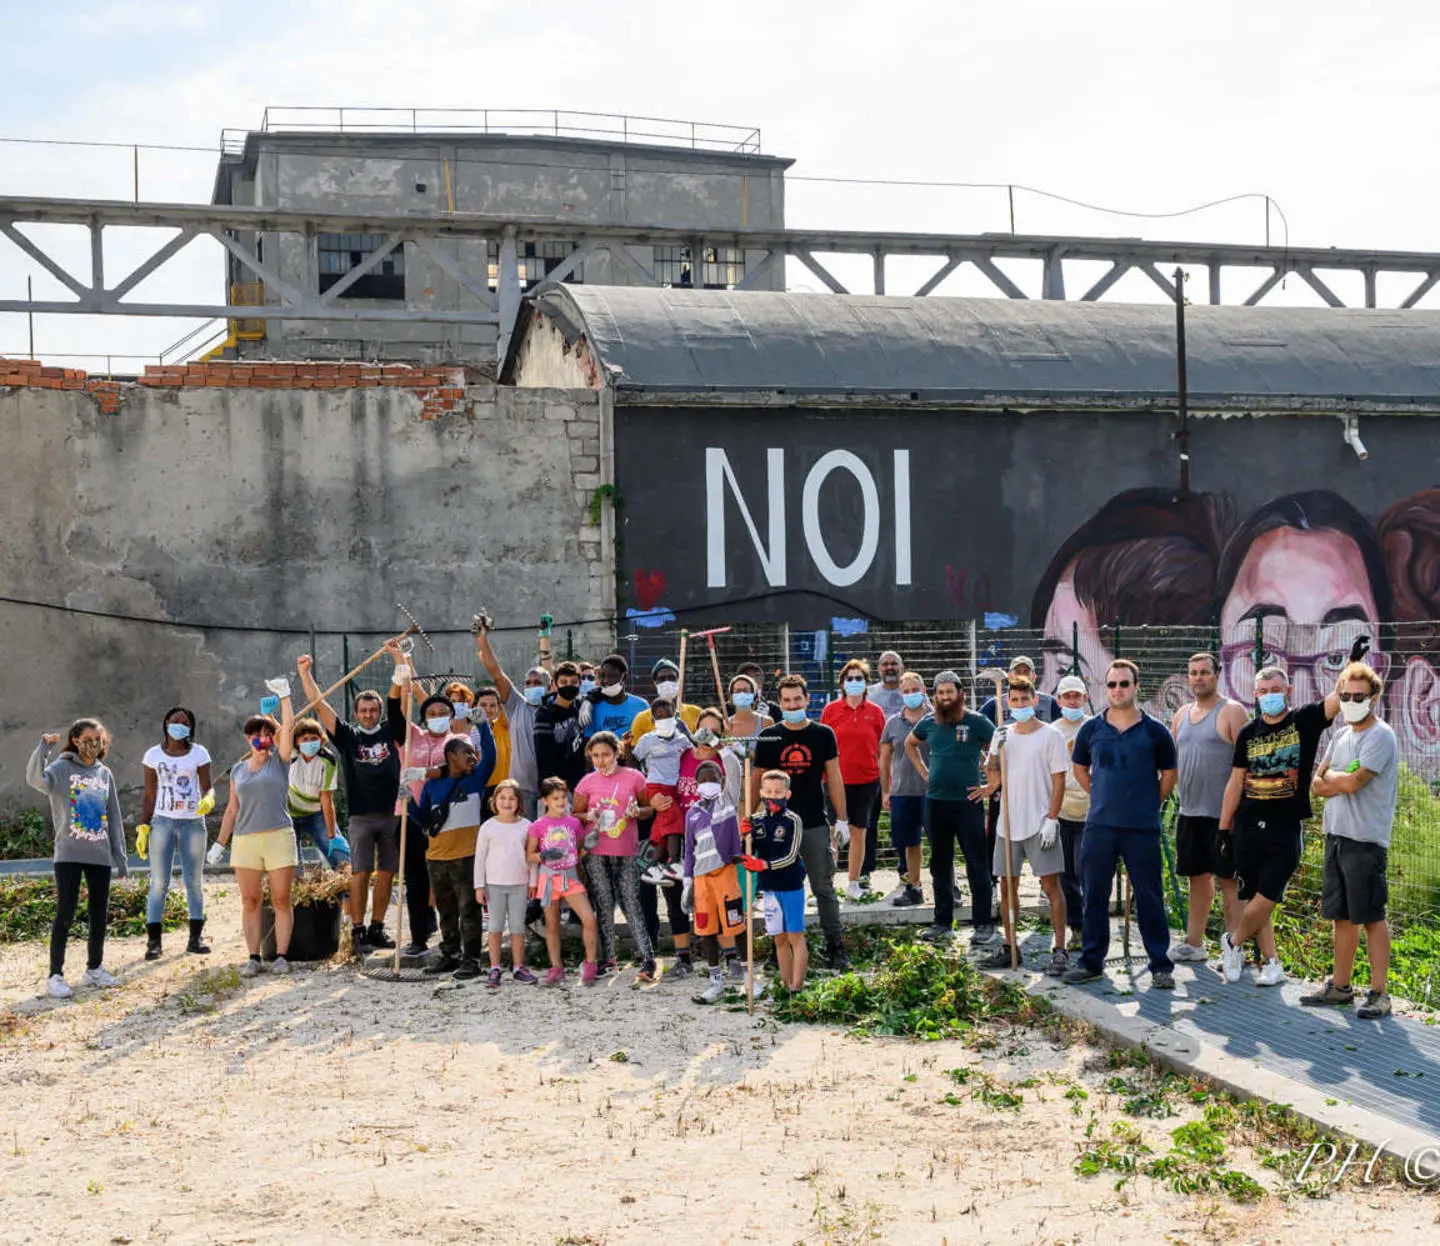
left=240, top=957, right=264, bottom=978
left=1300, top=979, right=1355, bottom=1007
left=1062, top=963, right=1103, bottom=984
left=1219, top=931, right=1244, bottom=984
left=580, top=960, right=598, bottom=986
left=269, top=956, right=291, bottom=976
left=693, top=976, right=727, bottom=1005
left=46, top=974, right=72, bottom=999
left=513, top=966, right=539, bottom=985
left=1151, top=970, right=1176, bottom=990
left=636, top=960, right=657, bottom=984
left=640, top=864, right=667, bottom=887
left=978, top=944, right=1014, bottom=970
left=1256, top=958, right=1286, bottom=987
left=972, top=923, right=998, bottom=946
left=726, top=957, right=746, bottom=982
left=544, top=966, right=566, bottom=987
left=423, top=954, right=462, bottom=975
left=1356, top=989, right=1392, bottom=1020
left=485, top=967, right=503, bottom=989
left=453, top=959, right=482, bottom=981
left=918, top=924, right=951, bottom=943
left=845, top=880, right=864, bottom=902
left=367, top=924, right=396, bottom=950
left=1170, top=941, right=1209, bottom=963
left=82, top=966, right=120, bottom=988
left=1046, top=947, right=1069, bottom=978
left=668, top=957, right=695, bottom=980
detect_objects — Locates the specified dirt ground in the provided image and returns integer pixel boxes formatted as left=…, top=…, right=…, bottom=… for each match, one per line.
left=0, top=884, right=1435, bottom=1245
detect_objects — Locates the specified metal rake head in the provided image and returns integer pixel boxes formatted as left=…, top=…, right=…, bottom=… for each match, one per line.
left=396, top=601, right=435, bottom=651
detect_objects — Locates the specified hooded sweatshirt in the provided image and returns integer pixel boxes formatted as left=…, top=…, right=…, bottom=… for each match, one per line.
left=27, top=740, right=129, bottom=873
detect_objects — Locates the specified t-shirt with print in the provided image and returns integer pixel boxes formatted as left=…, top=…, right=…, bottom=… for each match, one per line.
left=528, top=814, right=583, bottom=873
left=1233, top=701, right=1332, bottom=824
left=1320, top=719, right=1399, bottom=847
left=142, top=744, right=212, bottom=818
left=584, top=693, right=649, bottom=740
left=574, top=766, right=648, bottom=856
left=995, top=723, right=1069, bottom=843
left=880, top=713, right=928, bottom=799
left=287, top=751, right=339, bottom=817
left=751, top=721, right=839, bottom=830
left=910, top=711, right=996, bottom=803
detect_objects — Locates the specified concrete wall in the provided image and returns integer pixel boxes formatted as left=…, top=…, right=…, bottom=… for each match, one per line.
left=0, top=373, right=614, bottom=813
left=221, top=133, right=789, bottom=362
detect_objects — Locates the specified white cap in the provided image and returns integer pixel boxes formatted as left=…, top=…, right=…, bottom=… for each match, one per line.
left=1055, top=675, right=1087, bottom=697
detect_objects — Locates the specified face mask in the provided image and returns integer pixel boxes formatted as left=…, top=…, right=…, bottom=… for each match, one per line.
left=523, top=685, right=545, bottom=706
left=655, top=680, right=678, bottom=700
left=1011, top=706, right=1036, bottom=723
left=250, top=736, right=272, bottom=752
left=763, top=797, right=788, bottom=815
left=426, top=715, right=452, bottom=735
left=579, top=678, right=597, bottom=695
left=166, top=722, right=191, bottom=741
left=556, top=684, right=578, bottom=701
left=1340, top=697, right=1373, bottom=724
left=299, top=739, right=322, bottom=758
left=452, top=703, right=471, bottom=721
left=732, top=691, right=754, bottom=710
left=697, top=781, right=722, bottom=801
left=843, top=678, right=866, bottom=696
left=1257, top=692, right=1287, bottom=716
left=782, top=708, right=807, bottom=726
left=902, top=691, right=925, bottom=710
left=1061, top=706, right=1086, bottom=722
left=654, top=717, right=677, bottom=739
left=601, top=682, right=624, bottom=698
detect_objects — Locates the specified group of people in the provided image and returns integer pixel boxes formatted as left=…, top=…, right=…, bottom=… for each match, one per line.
left=25, top=622, right=1400, bottom=1020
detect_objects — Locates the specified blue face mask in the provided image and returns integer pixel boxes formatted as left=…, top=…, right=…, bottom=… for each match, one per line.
left=902, top=691, right=925, bottom=710
left=299, top=739, right=322, bottom=758
left=523, top=685, right=545, bottom=706
left=1061, top=706, right=1085, bottom=722
left=1011, top=706, right=1036, bottom=723
left=1258, top=691, right=1288, bottom=716
left=732, top=691, right=755, bottom=710
left=166, top=722, right=191, bottom=741
left=843, top=678, right=866, bottom=696
left=782, top=708, right=807, bottom=726
left=579, top=678, right=597, bottom=695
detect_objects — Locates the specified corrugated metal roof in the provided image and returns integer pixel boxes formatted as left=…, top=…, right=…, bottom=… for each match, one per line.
left=520, top=283, right=1440, bottom=410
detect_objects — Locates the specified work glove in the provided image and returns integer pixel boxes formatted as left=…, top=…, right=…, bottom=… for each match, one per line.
left=831, top=819, right=850, bottom=851
left=539, top=613, right=554, bottom=638
left=1349, top=635, right=1371, bottom=663
left=402, top=767, right=427, bottom=786
left=196, top=789, right=216, bottom=817
left=264, top=677, right=292, bottom=699
left=327, top=832, right=351, bottom=864
left=681, top=879, right=694, bottom=914
left=738, top=854, right=767, bottom=873
left=1038, top=817, right=1059, bottom=851
left=206, top=841, right=226, bottom=866
left=135, top=824, right=150, bottom=861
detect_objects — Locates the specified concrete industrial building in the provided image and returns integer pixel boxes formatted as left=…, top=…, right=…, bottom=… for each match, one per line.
left=211, top=108, right=791, bottom=363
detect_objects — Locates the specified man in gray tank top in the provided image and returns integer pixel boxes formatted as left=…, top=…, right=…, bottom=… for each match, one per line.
left=1169, top=652, right=1249, bottom=961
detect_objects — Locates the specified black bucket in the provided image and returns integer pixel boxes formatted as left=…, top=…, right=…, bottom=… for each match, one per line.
left=260, top=900, right=342, bottom=961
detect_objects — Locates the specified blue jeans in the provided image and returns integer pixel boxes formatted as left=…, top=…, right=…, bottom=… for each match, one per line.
left=148, top=816, right=206, bottom=923
left=1078, top=823, right=1173, bottom=975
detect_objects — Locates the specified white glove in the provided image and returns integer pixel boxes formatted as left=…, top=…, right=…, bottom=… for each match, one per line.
left=1038, top=817, right=1059, bottom=851
left=681, top=879, right=694, bottom=915
left=264, top=676, right=292, bottom=699
left=402, top=766, right=426, bottom=785
left=832, top=819, right=850, bottom=850
left=206, top=841, right=225, bottom=866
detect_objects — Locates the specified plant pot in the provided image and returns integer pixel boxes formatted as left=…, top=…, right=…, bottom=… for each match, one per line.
left=259, top=899, right=342, bottom=962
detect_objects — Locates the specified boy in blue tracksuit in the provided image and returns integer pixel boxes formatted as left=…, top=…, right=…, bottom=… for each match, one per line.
left=750, top=768, right=809, bottom=990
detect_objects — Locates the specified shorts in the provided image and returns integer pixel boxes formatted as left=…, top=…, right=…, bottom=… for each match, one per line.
left=993, top=832, right=1064, bottom=879
left=347, top=813, right=400, bottom=874
left=646, top=783, right=683, bottom=846
left=536, top=870, right=586, bottom=906
left=888, top=794, right=925, bottom=851
left=692, top=864, right=746, bottom=938
left=484, top=882, right=529, bottom=934
left=1175, top=814, right=1234, bottom=879
left=762, top=888, right=807, bottom=935
left=1233, top=812, right=1303, bottom=903
left=1321, top=836, right=1389, bottom=925
left=230, top=828, right=299, bottom=872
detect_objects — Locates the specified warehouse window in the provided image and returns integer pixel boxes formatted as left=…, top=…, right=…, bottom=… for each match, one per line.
left=317, top=234, right=405, bottom=299
left=654, top=245, right=745, bottom=289
left=487, top=241, right=578, bottom=292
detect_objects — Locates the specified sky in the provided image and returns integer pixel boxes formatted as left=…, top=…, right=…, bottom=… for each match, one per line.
left=3, top=0, right=1440, bottom=365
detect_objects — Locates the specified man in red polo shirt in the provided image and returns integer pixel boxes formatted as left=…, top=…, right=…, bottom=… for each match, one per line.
left=821, top=659, right=888, bottom=901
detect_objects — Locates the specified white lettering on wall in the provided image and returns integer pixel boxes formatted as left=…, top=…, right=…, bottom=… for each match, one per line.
left=893, top=449, right=912, bottom=586
left=706, top=447, right=786, bottom=588
left=802, top=449, right=879, bottom=587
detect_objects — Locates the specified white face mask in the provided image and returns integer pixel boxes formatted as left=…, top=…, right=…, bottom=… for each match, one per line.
left=655, top=680, right=678, bottom=701
left=601, top=682, right=623, bottom=698
left=654, top=717, right=677, bottom=739
left=1340, top=696, right=1373, bottom=724
left=697, top=781, right=722, bottom=801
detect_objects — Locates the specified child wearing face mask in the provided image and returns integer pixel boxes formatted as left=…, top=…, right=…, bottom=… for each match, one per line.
left=631, top=698, right=693, bottom=886
left=682, top=761, right=756, bottom=1005
left=287, top=718, right=348, bottom=868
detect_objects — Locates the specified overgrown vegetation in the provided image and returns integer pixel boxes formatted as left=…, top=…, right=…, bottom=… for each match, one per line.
left=0, top=876, right=185, bottom=943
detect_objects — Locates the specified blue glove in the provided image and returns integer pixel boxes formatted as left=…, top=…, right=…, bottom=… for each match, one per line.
left=327, top=832, right=351, bottom=864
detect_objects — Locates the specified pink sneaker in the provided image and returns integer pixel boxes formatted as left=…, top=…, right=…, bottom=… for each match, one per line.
left=580, top=960, right=598, bottom=986
left=544, top=966, right=566, bottom=987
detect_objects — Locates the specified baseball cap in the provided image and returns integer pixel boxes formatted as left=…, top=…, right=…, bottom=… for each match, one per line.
left=1056, top=675, right=1087, bottom=697
left=1008, top=655, right=1036, bottom=673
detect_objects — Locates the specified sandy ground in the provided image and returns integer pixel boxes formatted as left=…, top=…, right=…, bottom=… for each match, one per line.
left=0, top=884, right=1435, bottom=1245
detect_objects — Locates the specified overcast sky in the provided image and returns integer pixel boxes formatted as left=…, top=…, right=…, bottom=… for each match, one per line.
left=3, top=0, right=1438, bottom=364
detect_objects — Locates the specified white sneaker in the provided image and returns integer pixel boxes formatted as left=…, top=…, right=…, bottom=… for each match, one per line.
left=270, top=955, right=291, bottom=976
left=1220, top=932, right=1244, bottom=984
left=82, top=966, right=119, bottom=988
left=46, top=974, right=73, bottom=999
left=1170, top=941, right=1208, bottom=963
left=845, top=880, right=864, bottom=902
left=1256, top=957, right=1286, bottom=987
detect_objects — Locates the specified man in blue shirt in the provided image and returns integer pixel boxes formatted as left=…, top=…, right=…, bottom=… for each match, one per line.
left=1063, top=659, right=1179, bottom=988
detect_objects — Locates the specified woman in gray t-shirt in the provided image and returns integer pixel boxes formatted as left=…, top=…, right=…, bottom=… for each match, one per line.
left=214, top=684, right=297, bottom=976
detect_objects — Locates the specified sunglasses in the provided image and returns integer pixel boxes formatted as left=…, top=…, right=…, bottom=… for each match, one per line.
left=1106, top=679, right=1133, bottom=689
left=1338, top=691, right=1373, bottom=702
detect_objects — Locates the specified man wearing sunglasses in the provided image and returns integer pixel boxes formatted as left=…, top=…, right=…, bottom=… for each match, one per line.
left=1216, top=650, right=1350, bottom=988
left=1063, top=659, right=1179, bottom=988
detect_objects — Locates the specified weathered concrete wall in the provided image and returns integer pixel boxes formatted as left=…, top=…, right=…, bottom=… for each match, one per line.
left=0, top=372, right=613, bottom=813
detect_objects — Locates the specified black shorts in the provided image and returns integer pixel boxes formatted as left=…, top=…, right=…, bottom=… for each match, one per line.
left=1321, top=836, right=1389, bottom=925
left=1175, top=814, right=1235, bottom=880
left=1233, top=813, right=1303, bottom=903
